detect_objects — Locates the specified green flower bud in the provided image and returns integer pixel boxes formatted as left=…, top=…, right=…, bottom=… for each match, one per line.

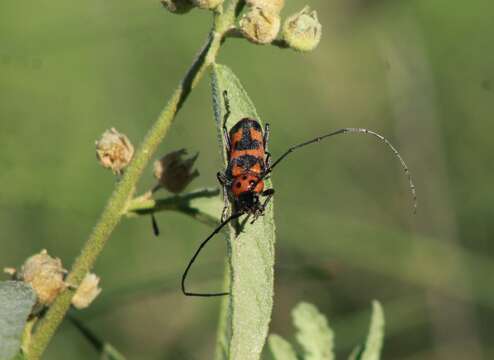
left=240, top=7, right=281, bottom=45
left=153, top=149, right=199, bottom=193
left=246, top=0, right=284, bottom=14
left=161, top=0, right=194, bottom=14
left=95, top=128, right=134, bottom=175
left=191, top=0, right=223, bottom=10
left=282, top=6, right=322, bottom=52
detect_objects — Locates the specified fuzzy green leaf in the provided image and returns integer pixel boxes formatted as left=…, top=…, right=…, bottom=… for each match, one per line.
left=268, top=334, right=298, bottom=360
left=211, top=64, right=276, bottom=360
left=292, top=302, right=334, bottom=360
left=360, top=301, right=385, bottom=360
left=0, top=281, right=36, bottom=360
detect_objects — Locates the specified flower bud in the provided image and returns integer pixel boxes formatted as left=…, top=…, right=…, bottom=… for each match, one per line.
left=246, top=0, right=284, bottom=14
left=153, top=149, right=199, bottom=193
left=282, top=6, right=322, bottom=52
left=161, top=0, right=194, bottom=14
left=240, top=7, right=281, bottom=45
left=95, top=128, right=134, bottom=175
left=18, top=250, right=67, bottom=306
left=191, top=0, right=223, bottom=10
left=71, top=273, right=102, bottom=310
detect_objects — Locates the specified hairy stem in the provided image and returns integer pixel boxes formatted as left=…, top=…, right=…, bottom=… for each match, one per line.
left=27, top=1, right=244, bottom=357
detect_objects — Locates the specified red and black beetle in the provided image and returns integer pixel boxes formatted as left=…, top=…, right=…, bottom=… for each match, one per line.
left=181, top=91, right=416, bottom=297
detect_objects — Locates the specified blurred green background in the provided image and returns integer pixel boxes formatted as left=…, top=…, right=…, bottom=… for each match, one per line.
left=1, top=0, right=493, bottom=359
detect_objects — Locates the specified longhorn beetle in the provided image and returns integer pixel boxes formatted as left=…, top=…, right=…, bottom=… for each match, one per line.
left=181, top=90, right=417, bottom=297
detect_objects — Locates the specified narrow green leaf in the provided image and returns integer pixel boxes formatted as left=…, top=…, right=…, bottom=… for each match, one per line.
left=0, top=281, right=36, bottom=360
left=211, top=64, right=276, bottom=360
left=361, top=301, right=385, bottom=360
left=268, top=334, right=298, bottom=360
left=292, top=302, right=334, bottom=360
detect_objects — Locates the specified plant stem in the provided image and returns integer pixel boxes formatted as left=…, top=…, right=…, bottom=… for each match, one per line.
left=27, top=1, right=243, bottom=357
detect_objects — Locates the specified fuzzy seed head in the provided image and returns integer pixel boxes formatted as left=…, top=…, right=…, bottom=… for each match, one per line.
left=283, top=6, right=322, bottom=52
left=161, top=0, right=194, bottom=14
left=71, top=273, right=102, bottom=310
left=240, top=7, right=281, bottom=45
left=191, top=0, right=223, bottom=10
left=19, top=250, right=67, bottom=306
left=95, top=128, right=134, bottom=175
left=246, top=0, right=284, bottom=14
left=154, top=149, right=199, bottom=193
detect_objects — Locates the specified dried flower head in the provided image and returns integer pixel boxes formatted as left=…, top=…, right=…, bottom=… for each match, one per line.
left=191, top=0, right=223, bottom=10
left=161, top=0, right=194, bottom=14
left=95, top=128, right=134, bottom=175
left=71, top=273, right=102, bottom=310
left=153, top=149, right=199, bottom=193
left=246, top=0, right=284, bottom=14
left=282, top=6, right=322, bottom=52
left=240, top=7, right=281, bottom=45
left=18, top=250, right=67, bottom=306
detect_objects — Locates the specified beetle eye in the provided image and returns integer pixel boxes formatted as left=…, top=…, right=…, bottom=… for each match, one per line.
left=249, top=180, right=255, bottom=186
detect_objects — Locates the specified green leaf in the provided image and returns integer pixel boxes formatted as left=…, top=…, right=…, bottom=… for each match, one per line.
left=0, top=281, right=36, bottom=360
left=292, top=302, right=334, bottom=360
left=268, top=334, right=298, bottom=360
left=360, top=301, right=385, bottom=360
left=211, top=64, right=276, bottom=360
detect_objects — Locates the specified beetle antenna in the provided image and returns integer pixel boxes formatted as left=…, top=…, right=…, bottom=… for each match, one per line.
left=262, top=128, right=417, bottom=213
left=182, top=212, right=243, bottom=297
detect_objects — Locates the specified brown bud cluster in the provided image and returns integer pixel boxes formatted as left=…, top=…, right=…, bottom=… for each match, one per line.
left=240, top=0, right=286, bottom=45
left=154, top=149, right=199, bottom=193
left=95, top=128, right=134, bottom=175
left=240, top=7, right=281, bottom=44
left=11, top=250, right=67, bottom=306
left=71, top=273, right=102, bottom=310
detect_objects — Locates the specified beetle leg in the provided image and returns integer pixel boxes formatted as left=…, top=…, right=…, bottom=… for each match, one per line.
left=265, top=151, right=272, bottom=168
left=250, top=189, right=275, bottom=224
